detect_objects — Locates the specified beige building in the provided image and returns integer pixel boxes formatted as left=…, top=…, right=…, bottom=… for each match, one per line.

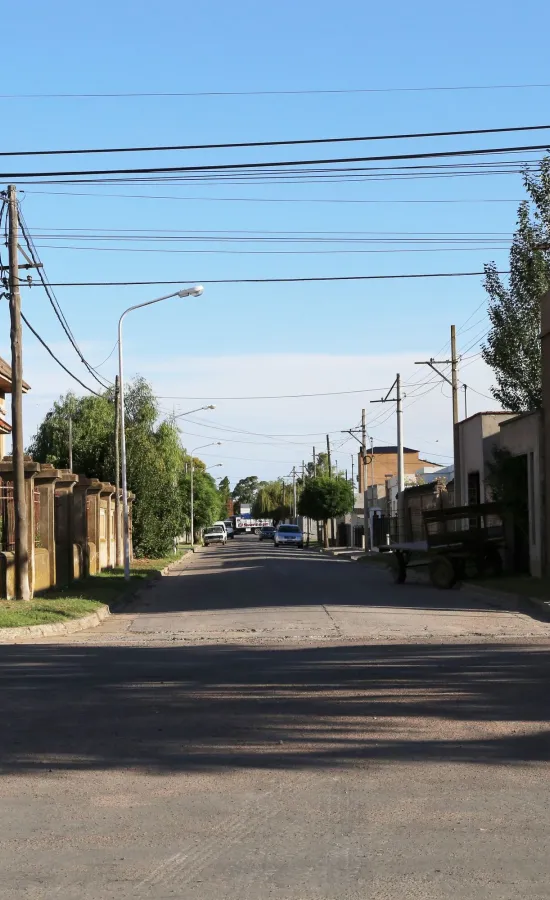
left=358, top=445, right=443, bottom=492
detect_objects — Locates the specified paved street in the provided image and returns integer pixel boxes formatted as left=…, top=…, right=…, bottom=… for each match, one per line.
left=1, top=538, right=550, bottom=899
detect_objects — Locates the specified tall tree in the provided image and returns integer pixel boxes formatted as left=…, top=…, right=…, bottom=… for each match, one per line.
left=29, top=377, right=186, bottom=558
left=217, top=475, right=232, bottom=517
left=231, top=475, right=260, bottom=508
left=482, top=158, right=550, bottom=411
left=298, top=477, right=354, bottom=547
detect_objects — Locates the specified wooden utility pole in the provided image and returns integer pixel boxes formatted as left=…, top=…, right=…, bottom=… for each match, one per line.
left=7, top=185, right=30, bottom=600
left=312, top=446, right=317, bottom=476
left=326, top=434, right=332, bottom=476
left=114, top=375, right=122, bottom=566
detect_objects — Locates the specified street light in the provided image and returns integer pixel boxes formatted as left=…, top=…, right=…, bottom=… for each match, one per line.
left=118, top=285, right=204, bottom=580
left=174, top=404, right=216, bottom=419
left=189, top=442, right=222, bottom=552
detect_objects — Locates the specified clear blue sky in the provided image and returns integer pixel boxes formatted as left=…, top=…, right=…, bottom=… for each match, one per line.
left=1, top=0, right=548, bottom=482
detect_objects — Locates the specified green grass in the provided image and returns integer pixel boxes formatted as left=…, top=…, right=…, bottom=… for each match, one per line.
left=0, top=553, right=184, bottom=629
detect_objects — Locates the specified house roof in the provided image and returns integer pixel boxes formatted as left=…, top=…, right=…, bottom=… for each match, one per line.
left=0, top=417, right=12, bottom=434
left=370, top=445, right=419, bottom=454
left=0, top=356, right=31, bottom=393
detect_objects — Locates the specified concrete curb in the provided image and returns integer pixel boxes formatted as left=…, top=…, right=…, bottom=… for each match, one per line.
left=0, top=603, right=111, bottom=643
left=0, top=550, right=199, bottom=643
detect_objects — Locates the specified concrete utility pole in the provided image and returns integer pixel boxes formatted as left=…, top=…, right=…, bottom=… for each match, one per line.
left=415, top=324, right=460, bottom=503
left=114, top=375, right=122, bottom=567
left=292, top=467, right=297, bottom=521
left=463, top=383, right=468, bottom=418
left=312, top=446, right=317, bottom=477
left=361, top=408, right=369, bottom=550
left=371, top=374, right=404, bottom=541
left=326, top=435, right=333, bottom=545
left=7, top=185, right=30, bottom=601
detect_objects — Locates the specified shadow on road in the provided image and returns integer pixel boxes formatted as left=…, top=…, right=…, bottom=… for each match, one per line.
left=132, top=541, right=509, bottom=616
left=1, top=640, right=549, bottom=773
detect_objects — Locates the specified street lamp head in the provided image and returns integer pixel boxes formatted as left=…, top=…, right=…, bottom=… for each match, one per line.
left=177, top=284, right=204, bottom=298
left=176, top=284, right=204, bottom=297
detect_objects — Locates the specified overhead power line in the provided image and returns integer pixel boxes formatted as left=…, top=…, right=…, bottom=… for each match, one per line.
left=2, top=82, right=550, bottom=99
left=3, top=141, right=550, bottom=179
left=30, top=270, right=509, bottom=288
left=17, top=211, right=111, bottom=389
left=3, top=122, right=550, bottom=157
left=21, top=313, right=102, bottom=396
left=21, top=189, right=523, bottom=205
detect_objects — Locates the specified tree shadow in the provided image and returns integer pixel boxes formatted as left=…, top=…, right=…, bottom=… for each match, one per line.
left=1, top=640, right=549, bottom=774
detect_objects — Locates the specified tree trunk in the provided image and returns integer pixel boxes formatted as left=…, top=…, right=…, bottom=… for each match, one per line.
left=323, top=520, right=329, bottom=548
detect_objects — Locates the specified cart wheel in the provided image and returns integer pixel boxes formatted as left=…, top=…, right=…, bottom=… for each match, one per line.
left=429, top=555, right=457, bottom=589
left=389, top=553, right=407, bottom=584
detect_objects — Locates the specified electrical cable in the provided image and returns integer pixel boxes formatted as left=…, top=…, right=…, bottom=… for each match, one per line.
left=3, top=82, right=550, bottom=99
left=26, top=271, right=510, bottom=288
left=21, top=188, right=524, bottom=205
left=4, top=122, right=550, bottom=157
left=20, top=312, right=102, bottom=396
left=2, top=139, right=550, bottom=179
left=17, top=210, right=112, bottom=388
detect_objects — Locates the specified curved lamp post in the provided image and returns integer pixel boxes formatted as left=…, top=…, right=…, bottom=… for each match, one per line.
left=118, top=285, right=204, bottom=580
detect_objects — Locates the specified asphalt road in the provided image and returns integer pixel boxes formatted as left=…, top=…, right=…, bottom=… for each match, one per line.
left=1, top=538, right=550, bottom=899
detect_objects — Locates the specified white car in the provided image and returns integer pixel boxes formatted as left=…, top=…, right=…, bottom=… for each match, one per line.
left=203, top=525, right=227, bottom=545
left=223, top=520, right=235, bottom=539
left=274, top=524, right=304, bottom=549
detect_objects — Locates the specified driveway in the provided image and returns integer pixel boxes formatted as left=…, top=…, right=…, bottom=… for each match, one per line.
left=1, top=538, right=549, bottom=899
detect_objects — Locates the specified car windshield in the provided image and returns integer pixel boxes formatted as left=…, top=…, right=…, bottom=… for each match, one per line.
left=206, top=526, right=223, bottom=534
left=278, top=525, right=300, bottom=533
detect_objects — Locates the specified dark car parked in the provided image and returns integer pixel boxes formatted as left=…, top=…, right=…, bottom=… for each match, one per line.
left=258, top=526, right=276, bottom=541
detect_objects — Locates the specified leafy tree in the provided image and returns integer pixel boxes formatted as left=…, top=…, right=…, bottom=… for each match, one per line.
left=217, top=475, right=232, bottom=517
left=28, top=390, right=115, bottom=478
left=232, top=475, right=260, bottom=508
left=482, top=158, right=550, bottom=411
left=305, top=452, right=330, bottom=478
left=298, top=476, right=354, bottom=547
left=252, top=480, right=291, bottom=522
left=178, top=469, right=221, bottom=539
left=29, top=377, right=186, bottom=558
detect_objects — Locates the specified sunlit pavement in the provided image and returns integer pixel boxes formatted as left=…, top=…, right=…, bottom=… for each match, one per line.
left=1, top=537, right=549, bottom=899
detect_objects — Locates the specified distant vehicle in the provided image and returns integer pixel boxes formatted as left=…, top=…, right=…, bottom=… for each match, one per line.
left=258, top=526, right=276, bottom=541
left=274, top=524, right=304, bottom=549
left=223, top=519, right=235, bottom=539
left=228, top=514, right=273, bottom=535
left=203, top=525, right=227, bottom=545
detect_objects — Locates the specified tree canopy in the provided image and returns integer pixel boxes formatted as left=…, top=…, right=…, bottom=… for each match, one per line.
left=232, top=475, right=261, bottom=508
left=28, top=377, right=225, bottom=558
left=482, top=158, right=550, bottom=412
left=298, top=476, right=354, bottom=539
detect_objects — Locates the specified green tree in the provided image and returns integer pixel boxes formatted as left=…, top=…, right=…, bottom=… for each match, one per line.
left=178, top=468, right=221, bottom=539
left=252, top=480, right=291, bottom=523
left=305, top=452, right=330, bottom=478
left=482, top=158, right=550, bottom=411
left=29, top=377, right=186, bottom=559
left=217, top=475, right=232, bottom=518
left=298, top=476, right=354, bottom=547
left=232, top=475, right=260, bottom=508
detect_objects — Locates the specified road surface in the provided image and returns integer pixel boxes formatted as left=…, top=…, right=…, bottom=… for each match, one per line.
left=1, top=538, right=549, bottom=899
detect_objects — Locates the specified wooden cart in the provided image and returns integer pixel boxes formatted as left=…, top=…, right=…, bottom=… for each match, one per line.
left=383, top=503, right=504, bottom=589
